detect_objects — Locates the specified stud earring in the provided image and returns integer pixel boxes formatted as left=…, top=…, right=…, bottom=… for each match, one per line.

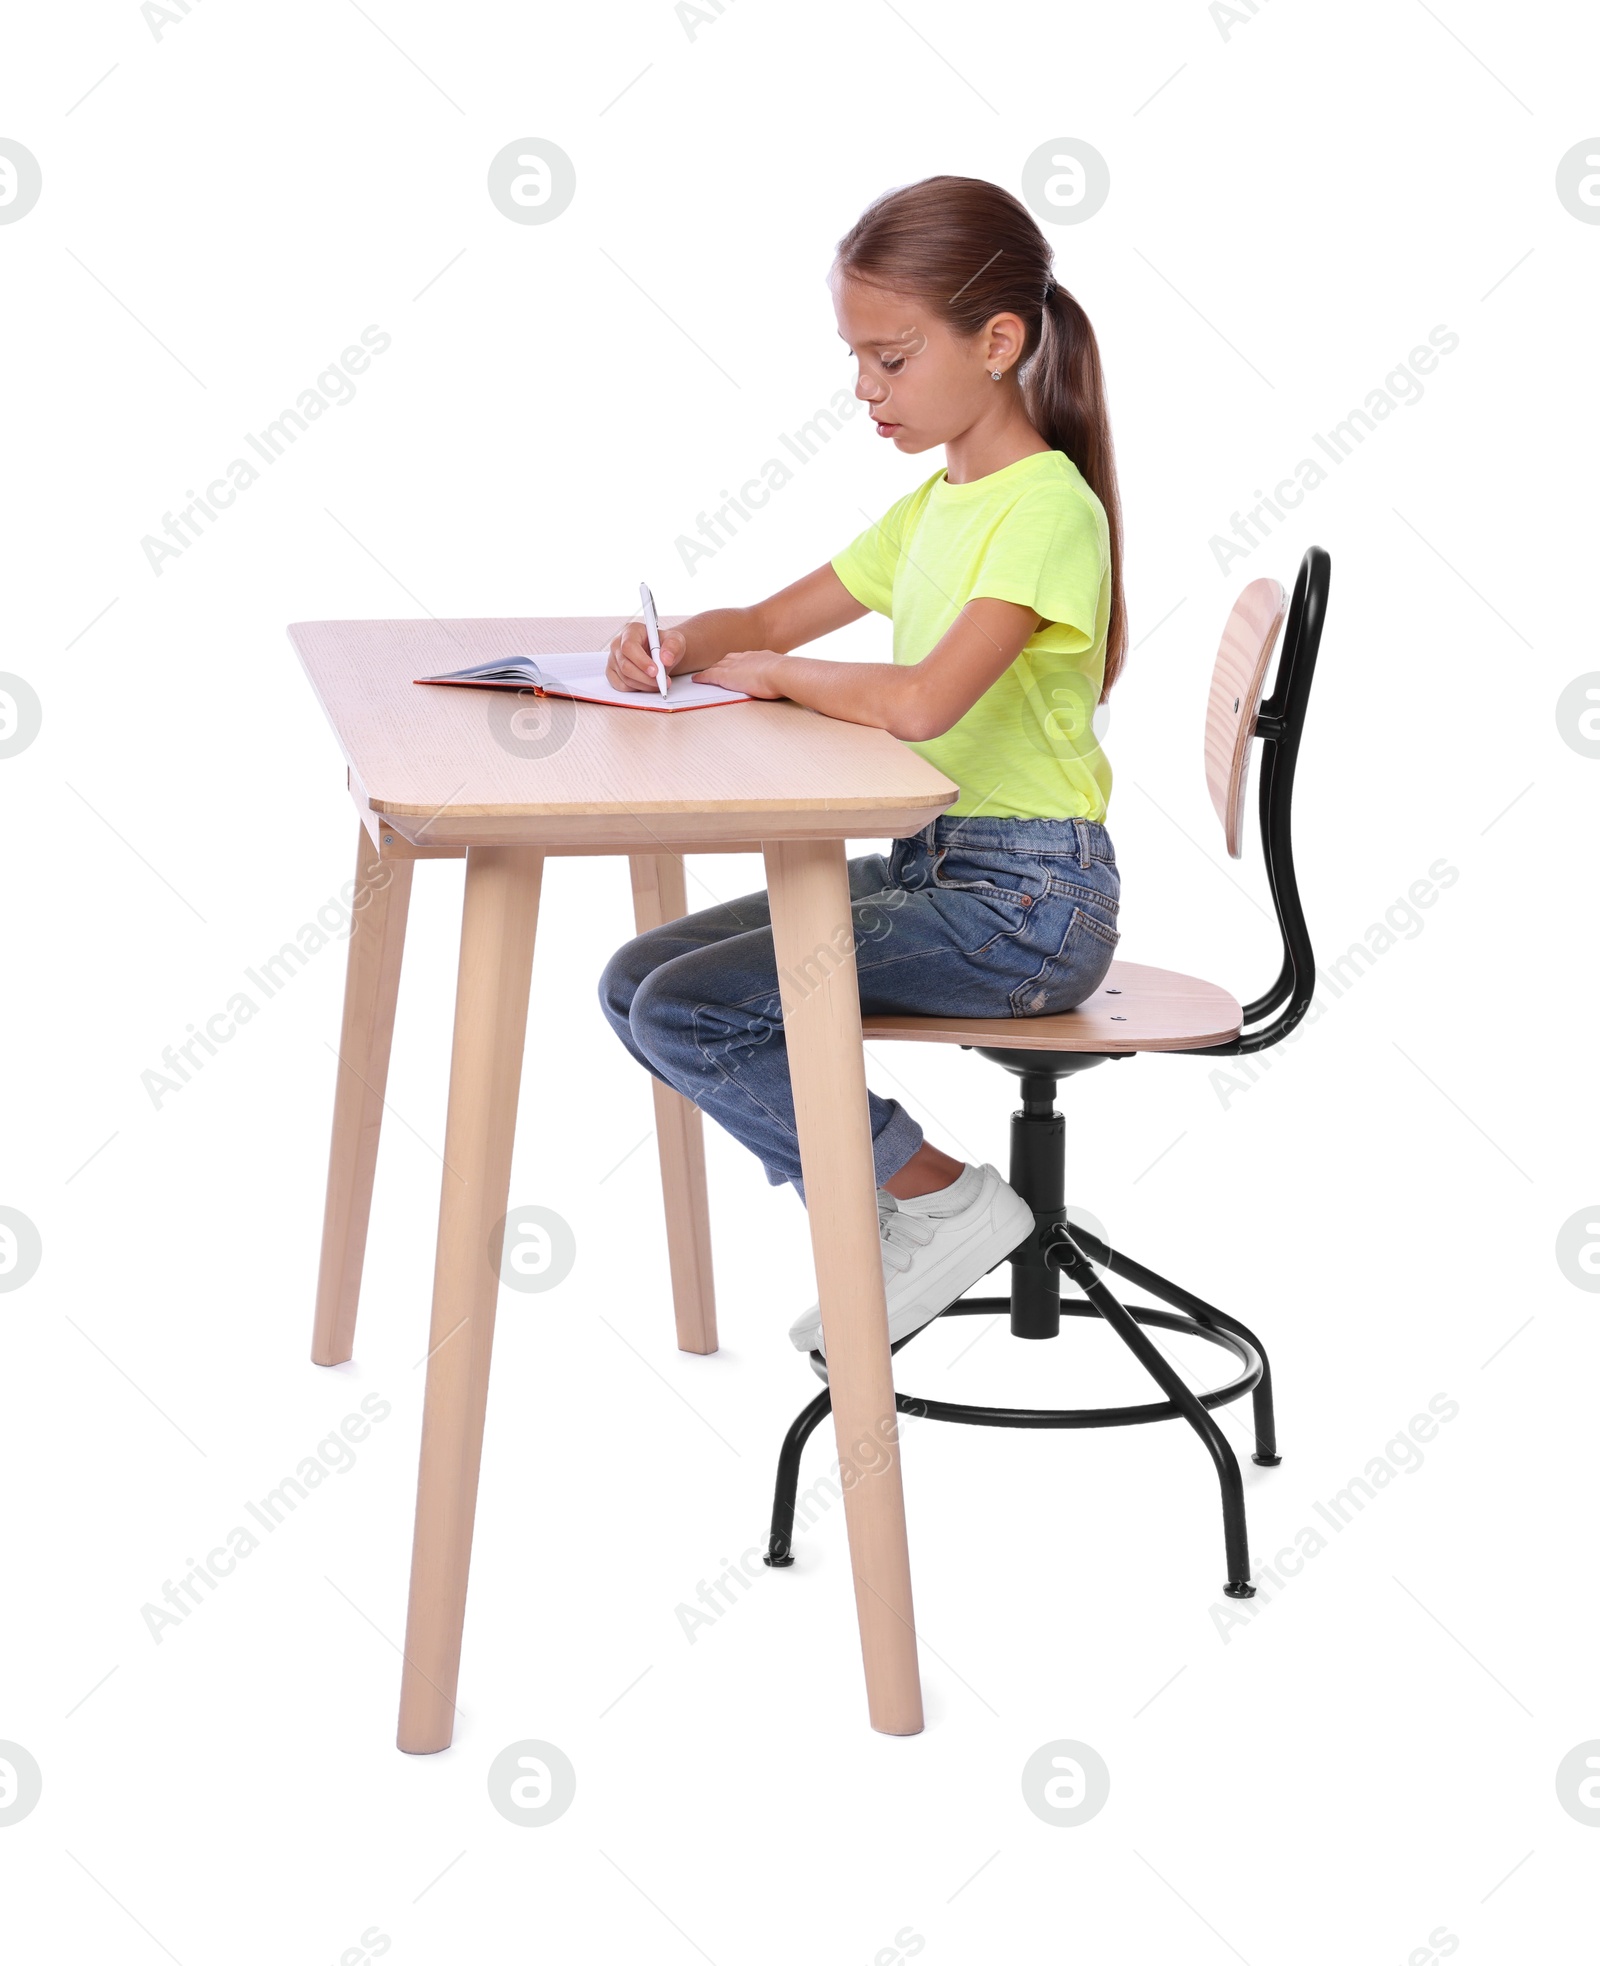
left=989, top=368, right=1003, bottom=381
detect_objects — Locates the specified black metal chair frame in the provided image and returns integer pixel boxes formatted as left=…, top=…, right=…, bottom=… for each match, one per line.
left=764, top=546, right=1330, bottom=1599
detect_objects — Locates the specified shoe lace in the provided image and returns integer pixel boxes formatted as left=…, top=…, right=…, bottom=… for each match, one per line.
left=877, top=1191, right=936, bottom=1276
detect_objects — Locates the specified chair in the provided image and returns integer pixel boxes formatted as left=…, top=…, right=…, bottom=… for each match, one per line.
left=762, top=545, right=1330, bottom=1600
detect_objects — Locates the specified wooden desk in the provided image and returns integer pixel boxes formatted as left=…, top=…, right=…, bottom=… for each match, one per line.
left=289, top=615, right=959, bottom=1748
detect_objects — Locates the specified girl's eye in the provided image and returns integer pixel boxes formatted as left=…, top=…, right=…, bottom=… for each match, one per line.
left=880, top=356, right=905, bottom=375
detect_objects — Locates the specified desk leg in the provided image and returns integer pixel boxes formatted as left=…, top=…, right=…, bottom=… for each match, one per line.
left=398, top=845, right=543, bottom=1754
left=763, top=839, right=924, bottom=1736
left=312, top=823, right=414, bottom=1366
left=628, top=853, right=718, bottom=1355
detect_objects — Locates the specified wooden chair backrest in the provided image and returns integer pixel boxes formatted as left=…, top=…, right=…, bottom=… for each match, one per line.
left=1205, top=577, right=1288, bottom=858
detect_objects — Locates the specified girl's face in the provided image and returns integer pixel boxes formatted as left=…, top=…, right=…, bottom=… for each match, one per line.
left=831, top=272, right=1023, bottom=453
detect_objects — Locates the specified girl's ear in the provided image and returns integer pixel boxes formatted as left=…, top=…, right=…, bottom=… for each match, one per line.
left=983, top=311, right=1028, bottom=376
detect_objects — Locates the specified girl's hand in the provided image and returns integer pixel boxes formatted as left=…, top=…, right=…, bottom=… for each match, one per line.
left=606, top=620, right=689, bottom=692
left=697, top=648, right=788, bottom=698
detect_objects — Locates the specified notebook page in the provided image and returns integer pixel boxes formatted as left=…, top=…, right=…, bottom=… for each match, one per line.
left=517, top=650, right=751, bottom=708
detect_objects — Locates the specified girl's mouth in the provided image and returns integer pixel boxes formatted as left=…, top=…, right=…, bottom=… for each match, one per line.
left=873, top=419, right=901, bottom=438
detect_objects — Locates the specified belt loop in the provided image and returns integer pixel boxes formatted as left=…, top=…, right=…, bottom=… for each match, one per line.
left=1074, top=818, right=1090, bottom=870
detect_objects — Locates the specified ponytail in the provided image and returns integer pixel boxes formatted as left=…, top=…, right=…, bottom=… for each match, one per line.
left=1031, top=282, right=1126, bottom=694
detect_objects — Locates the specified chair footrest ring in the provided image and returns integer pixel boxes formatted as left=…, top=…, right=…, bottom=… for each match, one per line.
left=805, top=1294, right=1263, bottom=1429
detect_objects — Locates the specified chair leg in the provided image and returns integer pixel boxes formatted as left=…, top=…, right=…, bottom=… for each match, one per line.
left=1050, top=1230, right=1256, bottom=1598
left=764, top=1386, right=834, bottom=1567
left=1068, top=1226, right=1281, bottom=1466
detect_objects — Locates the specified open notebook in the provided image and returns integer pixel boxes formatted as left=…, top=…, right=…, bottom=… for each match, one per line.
left=415, top=649, right=751, bottom=712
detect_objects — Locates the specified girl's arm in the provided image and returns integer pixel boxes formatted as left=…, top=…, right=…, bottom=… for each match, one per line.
left=698, top=594, right=1041, bottom=743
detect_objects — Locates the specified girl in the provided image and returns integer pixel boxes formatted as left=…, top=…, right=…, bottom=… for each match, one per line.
left=598, top=174, right=1125, bottom=1358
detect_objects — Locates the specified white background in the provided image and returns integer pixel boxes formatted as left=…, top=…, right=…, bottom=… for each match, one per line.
left=4, top=1, right=1598, bottom=1959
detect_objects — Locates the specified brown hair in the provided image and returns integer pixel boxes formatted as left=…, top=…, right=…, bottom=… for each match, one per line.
left=835, top=175, right=1127, bottom=696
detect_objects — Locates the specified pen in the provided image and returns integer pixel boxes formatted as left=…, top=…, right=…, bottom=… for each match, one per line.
left=640, top=581, right=668, bottom=697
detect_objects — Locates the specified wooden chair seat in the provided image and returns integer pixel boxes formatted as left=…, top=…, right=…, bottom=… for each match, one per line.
left=861, top=959, right=1242, bottom=1054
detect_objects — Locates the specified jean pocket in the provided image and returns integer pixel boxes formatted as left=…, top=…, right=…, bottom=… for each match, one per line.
left=1008, top=905, right=1121, bottom=1017
left=929, top=843, right=1049, bottom=908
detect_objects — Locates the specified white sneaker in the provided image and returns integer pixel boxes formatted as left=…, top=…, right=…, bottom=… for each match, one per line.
left=787, top=1163, right=1034, bottom=1358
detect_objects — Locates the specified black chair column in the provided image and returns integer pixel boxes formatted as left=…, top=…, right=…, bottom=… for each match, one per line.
left=1014, top=1077, right=1061, bottom=1336
left=981, top=1049, right=1109, bottom=1340
left=1008, top=1067, right=1065, bottom=1339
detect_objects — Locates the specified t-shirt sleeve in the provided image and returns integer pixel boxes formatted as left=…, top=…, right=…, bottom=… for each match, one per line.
left=968, top=487, right=1107, bottom=652
left=830, top=487, right=920, bottom=616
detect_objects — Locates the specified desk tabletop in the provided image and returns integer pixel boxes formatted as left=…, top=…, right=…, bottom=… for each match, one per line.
left=289, top=615, right=959, bottom=851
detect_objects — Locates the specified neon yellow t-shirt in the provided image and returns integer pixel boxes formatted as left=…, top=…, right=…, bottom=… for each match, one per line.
left=830, top=449, right=1112, bottom=820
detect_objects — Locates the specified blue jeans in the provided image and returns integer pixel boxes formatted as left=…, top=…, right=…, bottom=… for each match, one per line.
left=599, top=815, right=1121, bottom=1195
